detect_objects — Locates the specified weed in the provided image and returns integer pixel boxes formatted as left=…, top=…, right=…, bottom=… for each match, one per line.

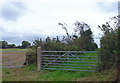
left=5, top=71, right=10, bottom=74
left=81, top=74, right=85, bottom=77
left=25, top=64, right=36, bottom=71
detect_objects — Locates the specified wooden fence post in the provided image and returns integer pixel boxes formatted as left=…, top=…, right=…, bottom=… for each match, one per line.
left=37, top=47, right=42, bottom=71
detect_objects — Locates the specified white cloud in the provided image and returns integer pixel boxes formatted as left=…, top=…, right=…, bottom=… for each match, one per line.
left=1, top=1, right=26, bottom=21
left=0, top=0, right=118, bottom=47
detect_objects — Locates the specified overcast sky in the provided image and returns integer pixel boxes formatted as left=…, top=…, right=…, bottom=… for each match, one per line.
left=0, top=0, right=118, bottom=47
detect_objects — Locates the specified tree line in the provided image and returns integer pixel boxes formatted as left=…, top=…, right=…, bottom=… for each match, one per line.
left=0, top=41, right=31, bottom=49
left=32, top=21, right=98, bottom=51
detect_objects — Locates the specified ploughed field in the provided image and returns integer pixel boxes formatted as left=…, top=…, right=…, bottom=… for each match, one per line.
left=0, top=49, right=27, bottom=67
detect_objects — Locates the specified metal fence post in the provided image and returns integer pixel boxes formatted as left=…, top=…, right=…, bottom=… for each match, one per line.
left=37, top=47, right=42, bottom=71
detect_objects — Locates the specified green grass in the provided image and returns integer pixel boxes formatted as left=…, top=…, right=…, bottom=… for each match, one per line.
left=42, top=53, right=99, bottom=72
left=0, top=48, right=28, bottom=51
left=2, top=64, right=117, bottom=81
left=2, top=65, right=93, bottom=81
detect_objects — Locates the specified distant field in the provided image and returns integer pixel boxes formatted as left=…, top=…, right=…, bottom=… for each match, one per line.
left=0, top=48, right=28, bottom=51
left=0, top=48, right=28, bottom=67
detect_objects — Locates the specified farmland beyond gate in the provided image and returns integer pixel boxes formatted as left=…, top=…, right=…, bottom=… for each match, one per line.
left=40, top=51, right=100, bottom=72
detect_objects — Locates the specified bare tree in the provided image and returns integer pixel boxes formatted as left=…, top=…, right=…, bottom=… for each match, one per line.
left=58, top=23, right=70, bottom=43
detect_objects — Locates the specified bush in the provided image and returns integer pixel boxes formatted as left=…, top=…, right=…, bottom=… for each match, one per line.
left=99, top=31, right=118, bottom=70
left=98, top=17, right=119, bottom=71
left=24, top=49, right=37, bottom=66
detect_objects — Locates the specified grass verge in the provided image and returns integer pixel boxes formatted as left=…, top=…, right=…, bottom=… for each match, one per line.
left=2, top=64, right=117, bottom=81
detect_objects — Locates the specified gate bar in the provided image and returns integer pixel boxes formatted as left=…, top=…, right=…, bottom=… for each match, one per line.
left=42, top=51, right=98, bottom=53
left=42, top=63, right=98, bottom=66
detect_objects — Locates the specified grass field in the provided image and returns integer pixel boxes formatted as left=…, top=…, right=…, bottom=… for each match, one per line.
left=0, top=48, right=28, bottom=51
left=1, top=48, right=117, bottom=81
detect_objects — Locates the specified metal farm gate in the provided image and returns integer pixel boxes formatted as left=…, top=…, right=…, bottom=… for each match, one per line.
left=0, top=51, right=27, bottom=68
left=40, top=51, right=99, bottom=72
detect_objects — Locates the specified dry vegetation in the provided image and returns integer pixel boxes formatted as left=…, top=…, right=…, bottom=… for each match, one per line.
left=1, top=49, right=27, bottom=67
